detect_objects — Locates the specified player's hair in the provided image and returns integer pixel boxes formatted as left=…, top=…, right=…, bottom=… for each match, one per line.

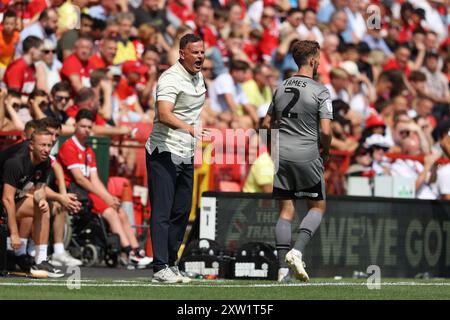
left=179, top=34, right=203, bottom=49
left=40, top=117, right=62, bottom=130
left=50, top=81, right=72, bottom=96
left=229, top=60, right=250, bottom=72
left=23, top=36, right=44, bottom=53
left=74, top=87, right=96, bottom=105
left=291, top=40, right=320, bottom=68
left=31, top=128, right=52, bottom=141
left=75, top=109, right=96, bottom=123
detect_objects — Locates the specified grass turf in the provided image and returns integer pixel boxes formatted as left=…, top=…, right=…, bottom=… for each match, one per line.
left=1, top=278, right=450, bottom=300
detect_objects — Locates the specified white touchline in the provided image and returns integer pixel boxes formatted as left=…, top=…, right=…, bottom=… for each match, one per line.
left=1, top=282, right=450, bottom=288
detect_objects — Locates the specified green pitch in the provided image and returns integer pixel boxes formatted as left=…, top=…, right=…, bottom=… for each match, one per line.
left=1, top=278, right=450, bottom=300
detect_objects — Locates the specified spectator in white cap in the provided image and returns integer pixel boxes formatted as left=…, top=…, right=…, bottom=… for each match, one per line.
left=365, top=133, right=392, bottom=176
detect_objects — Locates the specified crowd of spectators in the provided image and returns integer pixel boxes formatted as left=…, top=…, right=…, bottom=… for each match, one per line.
left=0, top=0, right=448, bottom=199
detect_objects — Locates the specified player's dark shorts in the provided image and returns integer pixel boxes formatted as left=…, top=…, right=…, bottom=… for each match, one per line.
left=273, top=157, right=326, bottom=200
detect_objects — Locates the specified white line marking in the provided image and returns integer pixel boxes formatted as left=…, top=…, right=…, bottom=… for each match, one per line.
left=1, top=281, right=450, bottom=288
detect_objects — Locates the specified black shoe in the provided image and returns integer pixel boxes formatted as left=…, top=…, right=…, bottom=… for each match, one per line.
left=15, top=254, right=34, bottom=273
left=33, top=260, right=65, bottom=278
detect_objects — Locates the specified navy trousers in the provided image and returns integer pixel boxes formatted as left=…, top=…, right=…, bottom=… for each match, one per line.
left=146, top=148, right=194, bottom=272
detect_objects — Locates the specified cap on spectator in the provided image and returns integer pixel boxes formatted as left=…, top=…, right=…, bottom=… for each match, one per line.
left=340, top=61, right=360, bottom=77
left=365, top=113, right=386, bottom=129
left=365, top=134, right=390, bottom=150
left=122, top=60, right=148, bottom=76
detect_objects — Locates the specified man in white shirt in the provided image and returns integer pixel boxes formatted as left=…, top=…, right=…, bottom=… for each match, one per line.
left=146, top=34, right=209, bottom=283
left=298, top=8, right=324, bottom=45
left=209, top=59, right=258, bottom=127
left=391, top=131, right=440, bottom=200
left=325, top=67, right=350, bottom=103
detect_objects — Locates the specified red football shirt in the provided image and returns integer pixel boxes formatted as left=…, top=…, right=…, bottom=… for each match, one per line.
left=3, top=58, right=36, bottom=94
left=260, top=27, right=279, bottom=60
left=65, top=105, right=107, bottom=126
left=58, top=136, right=97, bottom=187
left=383, top=58, right=411, bottom=78
left=61, top=54, right=95, bottom=89
left=195, top=26, right=217, bottom=49
left=168, top=0, right=195, bottom=23
left=89, top=53, right=109, bottom=69
left=114, top=78, right=138, bottom=110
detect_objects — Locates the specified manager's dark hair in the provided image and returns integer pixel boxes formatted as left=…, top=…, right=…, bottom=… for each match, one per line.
left=179, top=34, right=203, bottom=49
left=291, top=40, right=320, bottom=68
left=23, top=35, right=43, bottom=53
left=75, top=109, right=96, bottom=123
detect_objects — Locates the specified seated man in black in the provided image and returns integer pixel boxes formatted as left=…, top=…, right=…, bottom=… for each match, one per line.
left=1, top=128, right=63, bottom=278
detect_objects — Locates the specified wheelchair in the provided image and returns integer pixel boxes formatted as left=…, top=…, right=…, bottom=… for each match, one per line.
left=64, top=199, right=121, bottom=268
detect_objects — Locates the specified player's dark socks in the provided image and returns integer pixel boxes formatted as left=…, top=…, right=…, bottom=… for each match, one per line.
left=275, top=218, right=291, bottom=268
left=294, top=209, right=323, bottom=253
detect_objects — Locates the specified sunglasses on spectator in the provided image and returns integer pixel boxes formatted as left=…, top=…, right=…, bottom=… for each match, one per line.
left=358, top=149, right=370, bottom=156
left=55, top=96, right=70, bottom=102
left=399, top=130, right=410, bottom=138
left=43, top=49, right=56, bottom=54
left=262, top=14, right=275, bottom=19
left=202, top=67, right=213, bottom=71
